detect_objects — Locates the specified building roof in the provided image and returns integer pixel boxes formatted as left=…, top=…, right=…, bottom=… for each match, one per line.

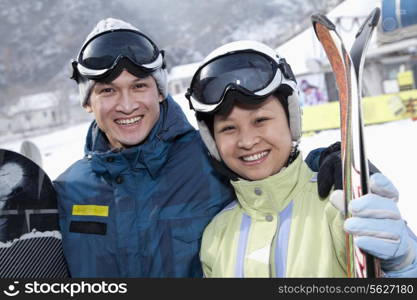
left=8, top=92, right=59, bottom=116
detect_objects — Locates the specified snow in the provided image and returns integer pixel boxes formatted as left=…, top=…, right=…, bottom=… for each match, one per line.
left=299, top=119, right=417, bottom=234
left=1, top=96, right=416, bottom=233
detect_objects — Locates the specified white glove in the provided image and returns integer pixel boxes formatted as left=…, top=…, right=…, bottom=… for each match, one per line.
left=330, top=173, right=417, bottom=277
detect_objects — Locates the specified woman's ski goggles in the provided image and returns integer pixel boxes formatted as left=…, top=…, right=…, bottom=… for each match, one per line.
left=71, top=29, right=164, bottom=82
left=186, top=50, right=296, bottom=113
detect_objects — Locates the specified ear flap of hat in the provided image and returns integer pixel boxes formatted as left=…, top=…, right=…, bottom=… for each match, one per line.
left=196, top=118, right=241, bottom=181
left=151, top=68, right=168, bottom=100
left=78, top=78, right=95, bottom=107
left=288, top=91, right=302, bottom=141
left=197, top=119, right=221, bottom=162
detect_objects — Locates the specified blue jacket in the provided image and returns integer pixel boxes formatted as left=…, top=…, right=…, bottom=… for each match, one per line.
left=54, top=96, right=235, bottom=277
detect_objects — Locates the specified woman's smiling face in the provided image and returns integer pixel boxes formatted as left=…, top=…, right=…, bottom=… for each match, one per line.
left=213, top=95, right=292, bottom=181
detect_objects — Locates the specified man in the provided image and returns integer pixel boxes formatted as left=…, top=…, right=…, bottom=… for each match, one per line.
left=54, top=18, right=235, bottom=277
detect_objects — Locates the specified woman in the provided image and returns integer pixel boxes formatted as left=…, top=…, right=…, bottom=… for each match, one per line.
left=186, top=40, right=417, bottom=277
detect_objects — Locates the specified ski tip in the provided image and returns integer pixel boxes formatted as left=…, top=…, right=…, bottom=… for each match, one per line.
left=370, top=7, right=381, bottom=27
left=311, top=14, right=336, bottom=31
left=355, top=7, right=381, bottom=38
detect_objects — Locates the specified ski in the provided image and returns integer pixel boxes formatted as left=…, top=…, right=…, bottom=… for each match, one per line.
left=311, top=8, right=381, bottom=278
left=350, top=8, right=381, bottom=196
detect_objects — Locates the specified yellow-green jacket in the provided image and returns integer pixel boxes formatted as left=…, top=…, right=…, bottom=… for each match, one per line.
left=200, top=155, right=347, bottom=277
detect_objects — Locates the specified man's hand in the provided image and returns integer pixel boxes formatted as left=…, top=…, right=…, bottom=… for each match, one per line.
left=317, top=142, right=342, bottom=198
left=317, top=141, right=379, bottom=198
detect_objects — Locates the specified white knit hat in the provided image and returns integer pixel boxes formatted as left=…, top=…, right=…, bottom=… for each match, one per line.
left=75, top=18, right=168, bottom=107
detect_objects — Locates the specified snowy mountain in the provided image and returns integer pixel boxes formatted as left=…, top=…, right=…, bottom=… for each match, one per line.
left=0, top=0, right=343, bottom=107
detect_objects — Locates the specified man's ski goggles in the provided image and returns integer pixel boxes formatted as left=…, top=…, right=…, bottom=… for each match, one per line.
left=72, top=29, right=164, bottom=81
left=186, top=51, right=296, bottom=113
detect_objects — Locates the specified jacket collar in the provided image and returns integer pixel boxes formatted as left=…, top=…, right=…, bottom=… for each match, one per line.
left=84, top=96, right=194, bottom=178
left=231, top=155, right=309, bottom=216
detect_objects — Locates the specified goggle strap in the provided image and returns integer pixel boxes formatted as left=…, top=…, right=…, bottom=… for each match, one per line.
left=278, top=58, right=296, bottom=83
left=71, top=60, right=79, bottom=82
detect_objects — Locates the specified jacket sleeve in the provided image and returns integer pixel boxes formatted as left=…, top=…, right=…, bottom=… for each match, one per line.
left=304, top=147, right=326, bottom=172
left=53, top=179, right=69, bottom=238
left=325, top=200, right=347, bottom=274
left=200, top=221, right=215, bottom=278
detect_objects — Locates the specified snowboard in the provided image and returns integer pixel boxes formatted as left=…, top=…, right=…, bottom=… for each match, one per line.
left=0, top=149, right=69, bottom=278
